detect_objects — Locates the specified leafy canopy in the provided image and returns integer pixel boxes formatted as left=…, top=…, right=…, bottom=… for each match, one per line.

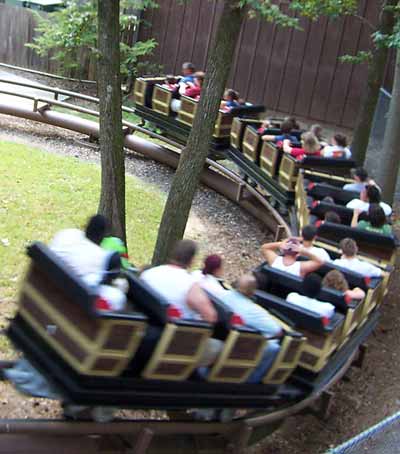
left=27, top=0, right=157, bottom=76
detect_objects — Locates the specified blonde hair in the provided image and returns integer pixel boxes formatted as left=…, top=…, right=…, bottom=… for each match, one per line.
left=322, top=270, right=349, bottom=292
left=301, top=132, right=320, bottom=154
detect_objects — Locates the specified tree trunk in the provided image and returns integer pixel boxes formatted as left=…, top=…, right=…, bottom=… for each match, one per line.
left=97, top=0, right=126, bottom=242
left=379, top=48, right=400, bottom=204
left=151, top=1, right=245, bottom=265
left=351, top=0, right=396, bottom=165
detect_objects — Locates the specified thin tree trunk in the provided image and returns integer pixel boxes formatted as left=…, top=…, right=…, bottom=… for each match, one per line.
left=97, top=0, right=126, bottom=242
left=152, top=1, right=245, bottom=265
left=379, top=48, right=400, bottom=204
left=351, top=0, right=396, bottom=164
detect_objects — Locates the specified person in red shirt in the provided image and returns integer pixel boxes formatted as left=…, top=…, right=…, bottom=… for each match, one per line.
left=184, top=71, right=205, bottom=100
left=283, top=131, right=321, bottom=160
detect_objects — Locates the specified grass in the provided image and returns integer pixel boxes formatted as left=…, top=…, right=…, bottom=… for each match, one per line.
left=0, top=139, right=165, bottom=306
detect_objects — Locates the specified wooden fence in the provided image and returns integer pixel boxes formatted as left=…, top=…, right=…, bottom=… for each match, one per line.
left=138, top=0, right=394, bottom=129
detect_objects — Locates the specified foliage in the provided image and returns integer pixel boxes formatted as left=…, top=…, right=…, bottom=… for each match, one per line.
left=26, top=0, right=157, bottom=77
left=290, top=0, right=357, bottom=19
left=340, top=50, right=373, bottom=64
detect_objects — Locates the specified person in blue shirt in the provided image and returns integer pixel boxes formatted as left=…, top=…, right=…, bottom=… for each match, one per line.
left=261, top=119, right=298, bottom=145
left=178, top=62, right=196, bottom=94
left=218, top=274, right=283, bottom=383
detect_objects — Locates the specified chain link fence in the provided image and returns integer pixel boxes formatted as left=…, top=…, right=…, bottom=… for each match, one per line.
left=326, top=410, right=400, bottom=454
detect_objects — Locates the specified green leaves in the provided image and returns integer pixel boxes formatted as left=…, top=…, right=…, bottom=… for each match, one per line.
left=290, top=0, right=357, bottom=19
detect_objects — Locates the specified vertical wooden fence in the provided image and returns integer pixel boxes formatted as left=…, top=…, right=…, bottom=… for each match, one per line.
left=138, top=0, right=394, bottom=129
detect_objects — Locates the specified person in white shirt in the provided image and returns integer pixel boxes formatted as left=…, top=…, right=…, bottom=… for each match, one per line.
left=346, top=184, right=392, bottom=216
left=141, top=240, right=220, bottom=366
left=301, top=225, right=331, bottom=262
left=333, top=238, right=382, bottom=277
left=286, top=273, right=335, bottom=319
left=261, top=238, right=325, bottom=278
left=50, top=215, right=126, bottom=311
left=321, top=133, right=351, bottom=159
left=218, top=274, right=283, bottom=383
left=192, top=254, right=228, bottom=298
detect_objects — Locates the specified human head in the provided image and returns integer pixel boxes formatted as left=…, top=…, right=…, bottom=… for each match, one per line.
left=202, top=254, right=223, bottom=277
left=310, top=124, right=323, bottom=139
left=365, top=185, right=381, bottom=203
left=301, top=132, right=320, bottom=154
left=285, top=116, right=300, bottom=130
left=302, top=225, right=317, bottom=243
left=224, top=88, right=238, bottom=101
left=368, top=203, right=386, bottom=228
left=340, top=238, right=358, bottom=258
left=237, top=273, right=258, bottom=298
left=85, top=214, right=109, bottom=245
left=302, top=273, right=322, bottom=299
left=165, top=74, right=176, bottom=84
left=324, top=211, right=341, bottom=224
left=280, top=120, right=293, bottom=134
left=182, top=62, right=195, bottom=76
left=332, top=133, right=348, bottom=148
left=322, top=270, right=349, bottom=293
left=352, top=167, right=368, bottom=183
left=170, top=239, right=198, bottom=268
left=194, top=71, right=205, bottom=87
left=282, top=238, right=301, bottom=257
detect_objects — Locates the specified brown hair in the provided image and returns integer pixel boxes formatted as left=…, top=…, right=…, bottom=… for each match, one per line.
left=170, top=239, right=198, bottom=268
left=340, top=238, right=358, bottom=257
left=322, top=270, right=349, bottom=292
left=334, top=133, right=348, bottom=148
left=301, top=132, right=320, bottom=154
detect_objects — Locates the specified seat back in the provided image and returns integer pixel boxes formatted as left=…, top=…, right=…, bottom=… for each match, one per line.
left=301, top=156, right=355, bottom=176
left=306, top=181, right=358, bottom=205
left=152, top=84, right=173, bottom=116
left=316, top=222, right=398, bottom=266
left=278, top=154, right=298, bottom=191
left=230, top=118, right=260, bottom=150
left=133, top=77, right=166, bottom=107
left=260, top=141, right=280, bottom=178
left=21, top=243, right=147, bottom=377
left=242, top=125, right=262, bottom=162
left=214, top=111, right=234, bottom=138
left=295, top=171, right=310, bottom=230
left=310, top=200, right=354, bottom=225
left=178, top=95, right=198, bottom=126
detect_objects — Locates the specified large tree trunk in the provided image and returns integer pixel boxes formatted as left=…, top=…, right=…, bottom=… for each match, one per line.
left=351, top=0, right=396, bottom=165
left=379, top=48, right=400, bottom=204
left=97, top=0, right=126, bottom=242
left=152, top=1, right=245, bottom=265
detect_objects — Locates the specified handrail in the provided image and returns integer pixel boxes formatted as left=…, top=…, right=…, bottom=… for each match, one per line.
left=0, top=62, right=96, bottom=84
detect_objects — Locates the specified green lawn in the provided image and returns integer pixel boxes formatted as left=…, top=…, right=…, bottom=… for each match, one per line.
left=0, top=140, right=165, bottom=304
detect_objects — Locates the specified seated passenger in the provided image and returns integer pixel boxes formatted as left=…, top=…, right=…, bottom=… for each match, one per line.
left=286, top=273, right=335, bottom=318
left=218, top=274, right=282, bottom=383
left=346, top=184, right=392, bottom=216
left=262, top=119, right=298, bottom=144
left=323, top=210, right=341, bottom=224
left=321, top=134, right=351, bottom=159
left=283, top=131, right=321, bottom=159
left=310, top=124, right=327, bottom=147
left=343, top=167, right=370, bottom=193
left=322, top=270, right=365, bottom=300
left=192, top=254, right=228, bottom=297
left=101, top=236, right=131, bottom=269
left=351, top=204, right=392, bottom=235
left=162, top=74, right=179, bottom=91
left=184, top=71, right=205, bottom=100
left=141, top=239, right=217, bottom=322
left=333, top=238, right=382, bottom=277
left=301, top=225, right=331, bottom=261
left=220, top=89, right=240, bottom=111
left=261, top=238, right=324, bottom=277
left=50, top=215, right=126, bottom=311
left=178, top=62, right=196, bottom=94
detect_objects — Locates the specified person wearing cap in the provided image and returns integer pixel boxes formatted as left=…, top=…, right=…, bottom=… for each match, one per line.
left=343, top=167, right=370, bottom=193
left=192, top=254, right=228, bottom=297
left=261, top=238, right=325, bottom=277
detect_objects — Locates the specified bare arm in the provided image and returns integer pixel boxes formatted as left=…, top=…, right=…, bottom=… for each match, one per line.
left=261, top=134, right=276, bottom=142
left=261, top=240, right=285, bottom=265
left=282, top=139, right=292, bottom=153
left=351, top=208, right=361, bottom=228
left=186, top=283, right=217, bottom=323
left=346, top=288, right=365, bottom=300
left=298, top=247, right=324, bottom=277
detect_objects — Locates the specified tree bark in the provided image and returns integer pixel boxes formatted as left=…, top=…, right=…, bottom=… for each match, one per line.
left=379, top=48, right=400, bottom=204
left=351, top=0, right=396, bottom=165
left=97, top=0, right=126, bottom=242
left=152, top=1, right=246, bottom=265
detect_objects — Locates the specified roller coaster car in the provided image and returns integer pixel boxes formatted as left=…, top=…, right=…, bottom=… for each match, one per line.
left=133, top=77, right=264, bottom=152
left=308, top=199, right=355, bottom=226
left=306, top=181, right=359, bottom=205
left=7, top=242, right=311, bottom=409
